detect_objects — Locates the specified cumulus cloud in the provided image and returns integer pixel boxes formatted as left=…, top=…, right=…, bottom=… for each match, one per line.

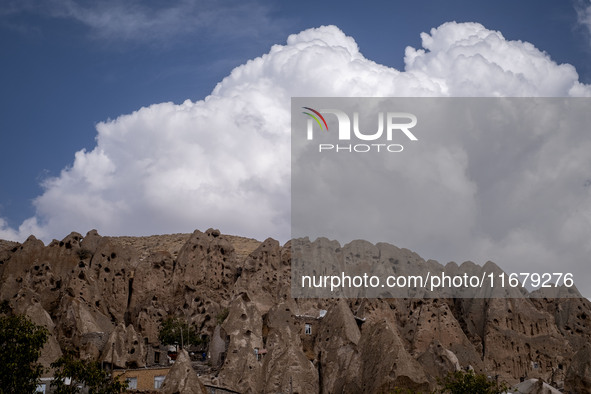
left=28, top=98, right=292, bottom=242
left=293, top=97, right=591, bottom=289
left=2, top=22, right=591, bottom=293
left=405, top=23, right=590, bottom=96
left=0, top=216, right=44, bottom=242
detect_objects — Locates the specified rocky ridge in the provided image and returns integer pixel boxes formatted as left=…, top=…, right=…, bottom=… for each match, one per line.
left=1, top=229, right=590, bottom=393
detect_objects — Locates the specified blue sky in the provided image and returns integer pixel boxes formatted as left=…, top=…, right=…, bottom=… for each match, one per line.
left=1, top=0, right=590, bottom=243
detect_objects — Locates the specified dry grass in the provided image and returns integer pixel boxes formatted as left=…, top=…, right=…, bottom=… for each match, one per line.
left=0, top=231, right=263, bottom=263
left=0, top=239, right=19, bottom=252
left=109, top=232, right=261, bottom=262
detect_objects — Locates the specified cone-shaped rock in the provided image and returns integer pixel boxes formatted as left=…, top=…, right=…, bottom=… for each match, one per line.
left=161, top=349, right=207, bottom=394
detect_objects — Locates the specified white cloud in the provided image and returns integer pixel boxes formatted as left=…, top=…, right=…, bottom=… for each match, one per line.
left=577, top=0, right=591, bottom=40
left=405, top=22, right=589, bottom=97
left=0, top=218, right=20, bottom=241
left=0, top=216, right=45, bottom=242
left=2, top=0, right=276, bottom=44
left=2, top=22, right=591, bottom=295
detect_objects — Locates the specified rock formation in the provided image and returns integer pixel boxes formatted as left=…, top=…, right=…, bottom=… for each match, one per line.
left=564, top=344, right=591, bottom=393
left=0, top=228, right=590, bottom=393
left=160, top=349, right=207, bottom=394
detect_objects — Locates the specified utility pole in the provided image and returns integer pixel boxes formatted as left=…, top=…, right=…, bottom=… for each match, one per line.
left=187, top=311, right=190, bottom=348
left=180, top=326, right=184, bottom=349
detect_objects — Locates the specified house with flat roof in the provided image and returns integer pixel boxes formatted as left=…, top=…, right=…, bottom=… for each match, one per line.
left=113, top=366, right=171, bottom=390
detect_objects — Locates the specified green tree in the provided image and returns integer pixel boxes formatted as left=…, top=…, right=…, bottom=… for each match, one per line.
left=158, top=316, right=201, bottom=347
left=50, top=352, right=127, bottom=394
left=0, top=307, right=49, bottom=394
left=437, top=369, right=508, bottom=394
left=216, top=308, right=229, bottom=325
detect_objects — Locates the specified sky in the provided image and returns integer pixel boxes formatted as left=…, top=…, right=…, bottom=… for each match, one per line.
left=1, top=0, right=591, bottom=294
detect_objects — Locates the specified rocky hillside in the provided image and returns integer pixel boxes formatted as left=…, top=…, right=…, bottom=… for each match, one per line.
left=1, top=229, right=591, bottom=393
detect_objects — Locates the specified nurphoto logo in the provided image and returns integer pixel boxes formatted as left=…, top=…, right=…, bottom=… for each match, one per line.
left=302, top=107, right=418, bottom=153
